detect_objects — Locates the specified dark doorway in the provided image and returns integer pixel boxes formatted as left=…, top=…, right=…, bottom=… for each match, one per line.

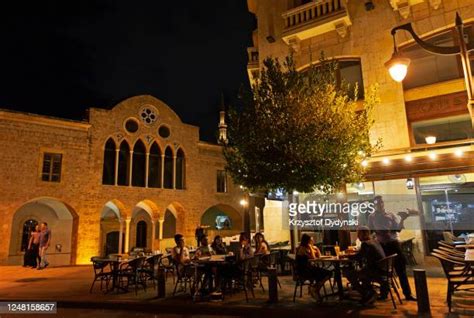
left=136, top=221, right=147, bottom=248
left=105, top=231, right=124, bottom=255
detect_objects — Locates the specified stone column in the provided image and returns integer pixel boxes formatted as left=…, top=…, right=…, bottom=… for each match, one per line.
left=129, top=151, right=134, bottom=187
left=145, top=152, right=150, bottom=188
left=173, top=156, right=177, bottom=189
left=124, top=218, right=131, bottom=253
left=151, top=221, right=156, bottom=250
left=160, top=154, right=165, bottom=188
left=118, top=220, right=124, bottom=254
left=114, top=149, right=119, bottom=185
left=158, top=219, right=164, bottom=240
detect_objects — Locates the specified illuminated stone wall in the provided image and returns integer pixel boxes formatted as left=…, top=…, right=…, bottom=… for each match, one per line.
left=0, top=95, right=244, bottom=265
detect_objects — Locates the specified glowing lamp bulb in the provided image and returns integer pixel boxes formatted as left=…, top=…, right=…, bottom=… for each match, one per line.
left=385, top=52, right=411, bottom=82
left=425, top=136, right=436, bottom=145
left=382, top=158, right=390, bottom=165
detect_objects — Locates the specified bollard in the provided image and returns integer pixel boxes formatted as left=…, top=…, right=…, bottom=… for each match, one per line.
left=157, top=267, right=166, bottom=298
left=268, top=267, right=278, bottom=303
left=414, top=269, right=430, bottom=314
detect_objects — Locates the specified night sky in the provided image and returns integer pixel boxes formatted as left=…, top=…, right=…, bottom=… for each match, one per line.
left=0, top=1, right=255, bottom=141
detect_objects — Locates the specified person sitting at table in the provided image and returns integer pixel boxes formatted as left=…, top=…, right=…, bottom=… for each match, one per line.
left=195, top=235, right=215, bottom=259
left=239, top=232, right=254, bottom=260
left=254, top=232, right=270, bottom=255
left=172, top=234, right=191, bottom=265
left=211, top=235, right=227, bottom=255
left=296, top=234, right=332, bottom=301
left=344, top=226, right=387, bottom=305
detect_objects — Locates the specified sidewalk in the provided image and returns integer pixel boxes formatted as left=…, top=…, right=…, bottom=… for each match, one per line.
left=0, top=265, right=469, bottom=317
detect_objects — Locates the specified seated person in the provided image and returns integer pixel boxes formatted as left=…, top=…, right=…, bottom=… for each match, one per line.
left=344, top=226, right=387, bottom=305
left=254, top=232, right=270, bottom=255
left=296, top=234, right=332, bottom=301
left=211, top=235, right=227, bottom=255
left=172, top=234, right=191, bottom=265
left=195, top=235, right=215, bottom=258
left=239, top=232, right=254, bottom=260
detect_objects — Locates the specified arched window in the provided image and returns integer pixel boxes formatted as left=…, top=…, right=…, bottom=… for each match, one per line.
left=164, top=147, right=174, bottom=189
left=132, top=140, right=146, bottom=187
left=175, top=149, right=185, bottom=189
left=102, top=138, right=116, bottom=185
left=136, top=221, right=147, bottom=248
left=148, top=142, right=162, bottom=188
left=21, top=219, right=38, bottom=251
left=162, top=210, right=176, bottom=239
left=118, top=141, right=130, bottom=186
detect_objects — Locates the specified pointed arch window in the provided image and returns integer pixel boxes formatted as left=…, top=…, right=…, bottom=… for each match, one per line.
left=132, top=140, right=146, bottom=187
left=118, top=141, right=130, bottom=186
left=164, top=147, right=174, bottom=189
left=148, top=142, right=162, bottom=188
left=102, top=138, right=116, bottom=185
left=175, top=149, right=185, bottom=189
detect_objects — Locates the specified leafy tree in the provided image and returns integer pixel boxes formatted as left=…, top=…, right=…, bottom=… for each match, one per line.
left=224, top=55, right=380, bottom=194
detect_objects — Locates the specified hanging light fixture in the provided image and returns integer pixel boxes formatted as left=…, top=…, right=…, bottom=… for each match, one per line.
left=385, top=31, right=411, bottom=82
left=425, top=136, right=437, bottom=144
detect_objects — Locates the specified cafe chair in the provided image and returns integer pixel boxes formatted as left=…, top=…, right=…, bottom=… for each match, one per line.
left=159, top=255, right=176, bottom=283
left=139, top=254, right=162, bottom=289
left=374, top=254, right=402, bottom=309
left=259, top=251, right=282, bottom=289
left=172, top=262, right=196, bottom=296
left=290, top=258, right=314, bottom=302
left=117, top=257, right=147, bottom=295
left=89, top=257, right=112, bottom=293
left=401, top=238, right=417, bottom=266
left=431, top=252, right=474, bottom=312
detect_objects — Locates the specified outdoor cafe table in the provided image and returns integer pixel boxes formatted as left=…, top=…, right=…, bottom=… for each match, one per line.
left=287, top=254, right=355, bottom=301
left=465, top=249, right=474, bottom=264
left=191, top=255, right=230, bottom=300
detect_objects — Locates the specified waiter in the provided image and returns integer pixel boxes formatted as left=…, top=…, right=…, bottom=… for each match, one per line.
left=368, top=195, right=416, bottom=301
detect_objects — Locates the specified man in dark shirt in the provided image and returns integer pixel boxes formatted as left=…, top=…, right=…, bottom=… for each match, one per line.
left=368, top=196, right=416, bottom=301
left=344, top=227, right=386, bottom=305
left=195, top=225, right=204, bottom=247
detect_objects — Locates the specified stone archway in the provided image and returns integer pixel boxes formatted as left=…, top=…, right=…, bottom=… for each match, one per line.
left=130, top=200, right=158, bottom=251
left=100, top=200, right=127, bottom=256
left=8, top=197, right=78, bottom=266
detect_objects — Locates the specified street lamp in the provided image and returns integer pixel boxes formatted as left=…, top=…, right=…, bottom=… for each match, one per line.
left=385, top=13, right=474, bottom=123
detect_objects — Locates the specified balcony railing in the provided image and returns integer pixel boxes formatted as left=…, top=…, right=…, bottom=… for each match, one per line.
left=281, top=0, right=350, bottom=44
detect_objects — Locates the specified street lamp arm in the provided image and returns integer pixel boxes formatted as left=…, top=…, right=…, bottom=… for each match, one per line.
left=391, top=23, right=460, bottom=56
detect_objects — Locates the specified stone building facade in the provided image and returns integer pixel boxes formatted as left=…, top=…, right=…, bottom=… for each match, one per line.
left=248, top=0, right=474, bottom=260
left=0, top=95, right=246, bottom=265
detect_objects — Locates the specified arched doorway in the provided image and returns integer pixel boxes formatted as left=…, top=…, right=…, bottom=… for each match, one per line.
left=130, top=201, right=155, bottom=251
left=100, top=200, right=125, bottom=256
left=200, top=204, right=242, bottom=238
left=8, top=198, right=77, bottom=265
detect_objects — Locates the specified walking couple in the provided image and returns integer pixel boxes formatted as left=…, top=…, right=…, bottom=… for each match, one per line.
left=24, top=222, right=51, bottom=270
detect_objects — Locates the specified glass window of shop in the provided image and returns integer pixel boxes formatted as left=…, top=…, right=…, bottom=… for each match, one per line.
left=419, top=173, right=474, bottom=252
left=411, top=114, right=473, bottom=145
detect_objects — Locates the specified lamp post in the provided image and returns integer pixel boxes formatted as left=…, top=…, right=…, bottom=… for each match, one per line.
left=240, top=198, right=250, bottom=237
left=385, top=13, right=474, bottom=127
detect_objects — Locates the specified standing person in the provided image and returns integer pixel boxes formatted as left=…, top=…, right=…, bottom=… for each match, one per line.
left=27, top=225, right=41, bottom=268
left=195, top=225, right=204, bottom=247
left=368, top=196, right=416, bottom=301
left=38, top=222, right=51, bottom=270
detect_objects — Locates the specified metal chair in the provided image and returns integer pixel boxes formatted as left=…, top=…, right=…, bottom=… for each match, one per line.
left=89, top=257, right=112, bottom=293
left=117, top=257, right=147, bottom=295
left=375, top=254, right=402, bottom=309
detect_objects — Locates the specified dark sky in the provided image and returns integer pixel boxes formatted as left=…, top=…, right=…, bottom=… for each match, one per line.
left=0, top=1, right=255, bottom=141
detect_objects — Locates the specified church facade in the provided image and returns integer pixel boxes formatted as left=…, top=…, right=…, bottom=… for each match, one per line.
left=0, top=95, right=245, bottom=265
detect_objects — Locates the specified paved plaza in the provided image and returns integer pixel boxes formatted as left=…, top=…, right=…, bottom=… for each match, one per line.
left=0, top=261, right=473, bottom=318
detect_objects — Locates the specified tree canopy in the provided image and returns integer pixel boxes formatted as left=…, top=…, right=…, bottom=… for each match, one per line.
left=223, top=55, right=380, bottom=193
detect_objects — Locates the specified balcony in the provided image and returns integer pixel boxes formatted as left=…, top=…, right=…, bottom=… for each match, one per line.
left=247, top=47, right=259, bottom=84
left=281, top=0, right=351, bottom=46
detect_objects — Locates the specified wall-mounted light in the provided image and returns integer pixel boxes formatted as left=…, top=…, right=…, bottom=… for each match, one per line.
left=425, top=136, right=436, bottom=144
left=455, top=149, right=464, bottom=157
left=239, top=199, right=248, bottom=207
left=406, top=178, right=414, bottom=190
left=429, top=152, right=437, bottom=160
left=404, top=155, right=413, bottom=162
left=382, top=158, right=390, bottom=165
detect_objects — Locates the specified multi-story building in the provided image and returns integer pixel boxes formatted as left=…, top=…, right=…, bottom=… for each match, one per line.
left=0, top=95, right=249, bottom=265
left=248, top=0, right=474, bottom=260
